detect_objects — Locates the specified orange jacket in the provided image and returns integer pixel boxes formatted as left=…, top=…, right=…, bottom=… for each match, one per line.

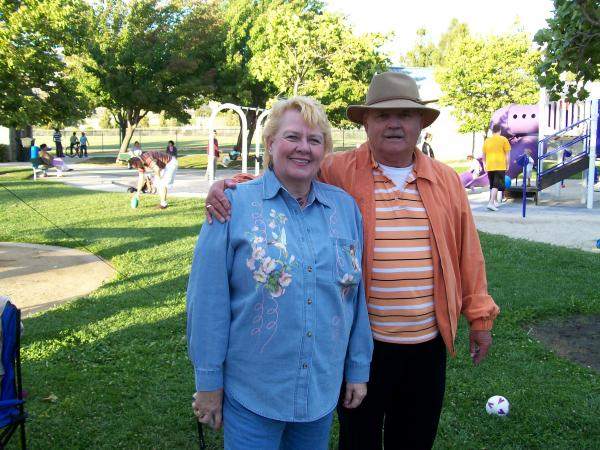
left=319, top=143, right=500, bottom=355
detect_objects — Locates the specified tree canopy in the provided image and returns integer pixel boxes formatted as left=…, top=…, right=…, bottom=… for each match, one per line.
left=535, top=0, right=600, bottom=101
left=83, top=0, right=225, bottom=151
left=0, top=0, right=93, bottom=128
left=435, top=32, right=540, bottom=136
left=245, top=2, right=389, bottom=127
left=401, top=19, right=470, bottom=68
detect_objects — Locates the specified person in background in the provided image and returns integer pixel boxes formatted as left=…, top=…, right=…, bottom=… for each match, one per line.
left=515, top=148, right=534, bottom=187
left=53, top=128, right=64, bottom=157
left=467, top=154, right=483, bottom=177
left=69, top=132, right=79, bottom=157
left=79, top=132, right=89, bottom=158
left=166, top=140, right=178, bottom=158
left=421, top=132, right=435, bottom=158
left=205, top=72, right=500, bottom=450
left=188, top=96, right=372, bottom=450
left=204, top=130, right=220, bottom=180
left=38, top=144, right=73, bottom=176
left=129, top=150, right=178, bottom=210
left=131, top=141, right=143, bottom=154
left=482, top=124, right=511, bottom=211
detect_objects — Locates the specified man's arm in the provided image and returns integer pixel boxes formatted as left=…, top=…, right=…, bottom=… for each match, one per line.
left=204, top=174, right=255, bottom=224
left=135, top=170, right=145, bottom=198
left=454, top=173, right=500, bottom=364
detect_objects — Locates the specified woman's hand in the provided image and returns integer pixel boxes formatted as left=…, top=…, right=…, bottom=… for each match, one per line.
left=342, top=383, right=367, bottom=409
left=192, top=389, right=224, bottom=430
left=205, top=179, right=237, bottom=224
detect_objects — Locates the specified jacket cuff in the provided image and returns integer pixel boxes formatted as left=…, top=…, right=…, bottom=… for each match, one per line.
left=469, top=318, right=495, bottom=331
left=194, top=368, right=223, bottom=392
left=344, top=363, right=371, bottom=384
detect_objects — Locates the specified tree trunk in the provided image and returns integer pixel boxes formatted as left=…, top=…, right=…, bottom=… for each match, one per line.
left=120, top=123, right=136, bottom=153
left=235, top=109, right=259, bottom=153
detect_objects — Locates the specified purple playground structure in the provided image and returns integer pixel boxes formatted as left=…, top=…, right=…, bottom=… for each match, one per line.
left=490, top=104, right=539, bottom=180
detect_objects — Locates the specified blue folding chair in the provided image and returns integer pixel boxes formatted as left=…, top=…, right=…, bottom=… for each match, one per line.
left=0, top=301, right=27, bottom=449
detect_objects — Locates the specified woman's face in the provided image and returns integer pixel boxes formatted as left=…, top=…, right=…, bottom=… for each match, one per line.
left=268, top=109, right=325, bottom=189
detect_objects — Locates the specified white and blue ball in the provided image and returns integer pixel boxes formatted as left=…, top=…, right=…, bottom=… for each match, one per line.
left=486, top=395, right=510, bottom=416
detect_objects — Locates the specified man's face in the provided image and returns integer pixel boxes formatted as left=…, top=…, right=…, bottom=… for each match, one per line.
left=364, top=109, right=424, bottom=167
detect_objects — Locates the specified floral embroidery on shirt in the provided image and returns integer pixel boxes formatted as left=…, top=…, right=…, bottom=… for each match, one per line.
left=246, top=209, right=298, bottom=298
left=336, top=242, right=361, bottom=299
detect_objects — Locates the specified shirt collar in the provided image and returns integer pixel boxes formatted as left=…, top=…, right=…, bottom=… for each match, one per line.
left=368, top=144, right=437, bottom=184
left=262, top=169, right=332, bottom=208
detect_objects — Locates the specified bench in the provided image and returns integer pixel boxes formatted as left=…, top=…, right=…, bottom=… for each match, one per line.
left=31, top=158, right=60, bottom=180
left=116, top=152, right=132, bottom=163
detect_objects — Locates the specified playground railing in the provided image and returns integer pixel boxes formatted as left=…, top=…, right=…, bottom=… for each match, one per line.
left=536, top=117, right=591, bottom=185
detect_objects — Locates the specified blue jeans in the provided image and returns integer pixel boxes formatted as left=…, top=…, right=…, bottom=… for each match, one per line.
left=223, top=394, right=333, bottom=450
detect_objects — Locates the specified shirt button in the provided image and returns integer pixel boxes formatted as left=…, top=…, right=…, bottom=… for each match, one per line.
left=307, top=331, right=312, bottom=337
left=307, top=266, right=312, bottom=272
left=307, top=298, right=312, bottom=304
left=303, top=363, right=309, bottom=369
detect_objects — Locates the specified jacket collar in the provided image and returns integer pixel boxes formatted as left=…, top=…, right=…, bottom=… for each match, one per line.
left=262, top=169, right=332, bottom=208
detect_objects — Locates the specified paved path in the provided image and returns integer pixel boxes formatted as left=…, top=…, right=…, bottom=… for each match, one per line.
left=0, top=242, right=115, bottom=317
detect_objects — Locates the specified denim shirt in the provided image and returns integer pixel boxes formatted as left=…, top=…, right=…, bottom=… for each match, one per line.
left=187, top=170, right=373, bottom=422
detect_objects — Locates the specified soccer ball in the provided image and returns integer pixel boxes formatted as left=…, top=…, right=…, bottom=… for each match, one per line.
left=486, top=395, right=510, bottom=416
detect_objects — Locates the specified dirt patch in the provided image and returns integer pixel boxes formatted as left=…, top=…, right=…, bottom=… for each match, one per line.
left=527, top=315, right=600, bottom=372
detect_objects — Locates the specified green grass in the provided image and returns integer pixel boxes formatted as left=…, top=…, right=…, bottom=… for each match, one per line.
left=0, top=168, right=599, bottom=449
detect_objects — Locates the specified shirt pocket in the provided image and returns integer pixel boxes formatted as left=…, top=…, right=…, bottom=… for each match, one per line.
left=332, top=237, right=362, bottom=302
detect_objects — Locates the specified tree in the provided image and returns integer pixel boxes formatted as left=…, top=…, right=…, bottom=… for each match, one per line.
left=246, top=3, right=389, bottom=127
left=99, top=109, right=114, bottom=128
left=437, top=19, right=470, bottom=67
left=401, top=28, right=439, bottom=67
left=0, top=0, right=94, bottom=128
left=435, top=32, right=540, bottom=138
left=535, top=0, right=600, bottom=101
left=401, top=19, right=470, bottom=68
left=84, top=0, right=226, bottom=152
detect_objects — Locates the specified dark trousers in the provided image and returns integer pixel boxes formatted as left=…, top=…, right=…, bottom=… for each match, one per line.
left=54, top=141, right=63, bottom=157
left=338, top=336, right=446, bottom=450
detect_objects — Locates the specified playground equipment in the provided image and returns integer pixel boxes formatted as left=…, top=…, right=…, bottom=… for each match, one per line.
left=206, top=104, right=248, bottom=186
left=459, top=157, right=488, bottom=190
left=490, top=97, right=599, bottom=214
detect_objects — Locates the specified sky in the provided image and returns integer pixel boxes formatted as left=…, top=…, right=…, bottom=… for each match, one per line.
left=325, top=0, right=555, bottom=64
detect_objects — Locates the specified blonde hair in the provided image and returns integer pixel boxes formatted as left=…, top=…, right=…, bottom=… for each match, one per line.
left=262, top=96, right=333, bottom=169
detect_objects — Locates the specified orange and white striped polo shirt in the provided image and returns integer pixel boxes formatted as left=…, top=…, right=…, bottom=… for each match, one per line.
left=368, top=161, right=439, bottom=344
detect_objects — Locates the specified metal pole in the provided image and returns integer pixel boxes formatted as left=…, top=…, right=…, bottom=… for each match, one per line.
left=586, top=99, right=598, bottom=209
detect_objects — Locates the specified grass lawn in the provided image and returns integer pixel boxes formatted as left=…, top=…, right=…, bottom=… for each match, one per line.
left=0, top=168, right=599, bottom=449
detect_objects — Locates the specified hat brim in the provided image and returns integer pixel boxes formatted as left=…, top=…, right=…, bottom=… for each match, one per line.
left=347, top=99, right=440, bottom=128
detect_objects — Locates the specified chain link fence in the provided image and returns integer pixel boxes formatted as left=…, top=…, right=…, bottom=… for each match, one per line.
left=32, top=127, right=367, bottom=155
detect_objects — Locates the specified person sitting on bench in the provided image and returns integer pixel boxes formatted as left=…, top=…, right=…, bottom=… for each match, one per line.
left=38, top=144, right=73, bottom=176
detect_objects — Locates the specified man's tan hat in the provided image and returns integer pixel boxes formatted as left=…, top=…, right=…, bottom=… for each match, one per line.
left=347, top=72, right=440, bottom=127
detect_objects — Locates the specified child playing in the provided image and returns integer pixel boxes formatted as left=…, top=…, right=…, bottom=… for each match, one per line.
left=521, top=149, right=534, bottom=186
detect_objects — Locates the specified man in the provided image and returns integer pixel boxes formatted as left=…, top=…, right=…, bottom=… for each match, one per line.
left=205, top=72, right=500, bottom=449
left=482, top=124, right=511, bottom=211
left=129, top=150, right=178, bottom=209
left=69, top=132, right=79, bottom=157
left=53, top=128, right=64, bottom=157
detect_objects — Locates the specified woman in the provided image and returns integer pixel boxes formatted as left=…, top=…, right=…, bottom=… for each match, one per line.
left=131, top=141, right=143, bottom=156
left=421, top=132, right=435, bottom=158
left=187, top=97, right=372, bottom=449
left=38, top=144, right=73, bottom=176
